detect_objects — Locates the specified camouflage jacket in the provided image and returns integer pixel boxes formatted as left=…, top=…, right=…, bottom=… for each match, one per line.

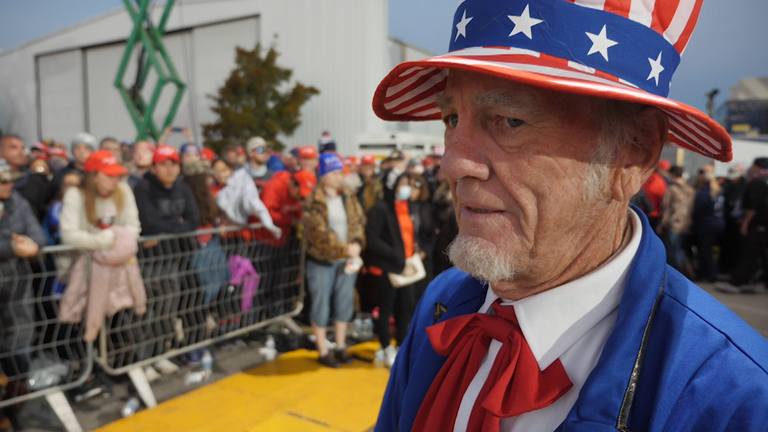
left=661, top=179, right=695, bottom=234
left=304, top=186, right=366, bottom=263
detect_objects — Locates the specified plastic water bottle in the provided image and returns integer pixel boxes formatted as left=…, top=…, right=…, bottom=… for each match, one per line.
left=362, top=316, right=374, bottom=340
left=259, top=335, right=278, bottom=361
left=121, top=397, right=140, bottom=418
left=201, top=350, right=213, bottom=379
left=265, top=335, right=276, bottom=351
left=351, top=317, right=363, bottom=339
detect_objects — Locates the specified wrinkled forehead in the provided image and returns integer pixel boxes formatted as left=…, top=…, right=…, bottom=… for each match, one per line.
left=437, top=69, right=605, bottom=124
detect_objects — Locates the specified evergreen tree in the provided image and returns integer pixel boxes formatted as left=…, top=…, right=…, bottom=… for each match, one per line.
left=202, top=44, right=319, bottom=153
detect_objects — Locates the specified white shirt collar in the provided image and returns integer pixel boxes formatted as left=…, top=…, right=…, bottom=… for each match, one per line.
left=480, top=210, right=642, bottom=370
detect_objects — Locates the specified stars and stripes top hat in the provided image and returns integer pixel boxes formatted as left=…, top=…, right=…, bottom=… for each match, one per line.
left=373, top=0, right=732, bottom=162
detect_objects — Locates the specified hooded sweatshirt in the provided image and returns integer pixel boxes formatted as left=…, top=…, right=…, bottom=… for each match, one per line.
left=133, top=172, right=200, bottom=235
left=364, top=170, right=414, bottom=275
left=0, top=191, right=45, bottom=356
left=0, top=191, right=46, bottom=262
left=260, top=171, right=303, bottom=246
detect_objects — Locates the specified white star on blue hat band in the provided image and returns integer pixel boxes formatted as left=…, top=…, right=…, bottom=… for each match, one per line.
left=449, top=0, right=680, bottom=97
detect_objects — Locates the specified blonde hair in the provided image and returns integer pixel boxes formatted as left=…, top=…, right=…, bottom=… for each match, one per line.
left=709, top=178, right=721, bottom=200
left=80, top=172, right=124, bottom=227
left=699, top=165, right=721, bottom=199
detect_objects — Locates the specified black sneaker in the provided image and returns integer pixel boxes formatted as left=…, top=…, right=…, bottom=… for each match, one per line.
left=335, top=348, right=353, bottom=364
left=317, top=353, right=340, bottom=369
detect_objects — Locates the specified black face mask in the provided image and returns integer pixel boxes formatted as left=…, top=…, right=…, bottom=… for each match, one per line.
left=49, top=159, right=68, bottom=172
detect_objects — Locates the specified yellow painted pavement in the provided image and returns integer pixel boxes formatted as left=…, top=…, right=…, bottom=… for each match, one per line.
left=95, top=343, right=389, bottom=432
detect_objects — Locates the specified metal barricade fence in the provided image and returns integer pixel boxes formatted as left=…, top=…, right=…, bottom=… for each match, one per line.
left=0, top=224, right=304, bottom=430
left=96, top=224, right=305, bottom=406
left=0, top=245, right=94, bottom=431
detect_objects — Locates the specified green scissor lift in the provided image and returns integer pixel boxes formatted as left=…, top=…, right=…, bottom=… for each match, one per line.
left=115, top=0, right=186, bottom=142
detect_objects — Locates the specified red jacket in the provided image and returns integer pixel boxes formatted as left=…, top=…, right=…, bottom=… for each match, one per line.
left=642, top=172, right=667, bottom=219
left=258, top=171, right=303, bottom=246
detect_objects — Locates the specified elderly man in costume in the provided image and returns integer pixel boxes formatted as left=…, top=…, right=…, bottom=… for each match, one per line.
left=372, top=0, right=768, bottom=431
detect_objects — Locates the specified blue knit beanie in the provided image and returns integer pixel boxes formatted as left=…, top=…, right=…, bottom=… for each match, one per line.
left=318, top=153, right=343, bottom=178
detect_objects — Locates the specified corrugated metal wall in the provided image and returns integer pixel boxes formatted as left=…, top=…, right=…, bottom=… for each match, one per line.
left=78, top=17, right=259, bottom=144
left=38, top=49, right=86, bottom=142
left=246, top=0, right=391, bottom=156
left=2, top=0, right=405, bottom=157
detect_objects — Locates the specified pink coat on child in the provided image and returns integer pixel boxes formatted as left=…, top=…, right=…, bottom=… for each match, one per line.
left=59, top=226, right=147, bottom=341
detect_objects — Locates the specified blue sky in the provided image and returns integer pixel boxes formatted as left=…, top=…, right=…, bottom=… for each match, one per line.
left=1, top=0, right=766, bottom=112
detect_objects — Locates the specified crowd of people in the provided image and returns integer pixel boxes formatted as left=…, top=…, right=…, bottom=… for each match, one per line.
left=5, top=122, right=767, bottom=426
left=0, top=126, right=457, bottom=427
left=635, top=158, right=768, bottom=294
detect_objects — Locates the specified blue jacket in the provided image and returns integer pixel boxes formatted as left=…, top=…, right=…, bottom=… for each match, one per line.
left=376, top=209, right=768, bottom=431
left=692, top=186, right=725, bottom=235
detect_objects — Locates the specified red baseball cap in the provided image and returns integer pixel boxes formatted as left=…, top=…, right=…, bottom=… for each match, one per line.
left=200, top=148, right=216, bottom=162
left=298, top=146, right=318, bottom=159
left=343, top=156, right=359, bottom=166
left=293, top=169, right=317, bottom=198
left=154, top=145, right=180, bottom=164
left=360, top=154, right=376, bottom=165
left=31, top=142, right=49, bottom=153
left=658, top=160, right=672, bottom=171
left=84, top=150, right=128, bottom=176
left=48, top=148, right=67, bottom=158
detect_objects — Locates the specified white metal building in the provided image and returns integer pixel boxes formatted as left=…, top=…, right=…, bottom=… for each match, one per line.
left=0, top=0, right=444, bottom=156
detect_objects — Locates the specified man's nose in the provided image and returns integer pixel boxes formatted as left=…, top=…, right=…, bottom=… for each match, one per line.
left=441, top=119, right=491, bottom=184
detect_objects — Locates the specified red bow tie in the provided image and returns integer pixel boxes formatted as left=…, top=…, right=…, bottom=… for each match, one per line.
left=412, top=300, right=573, bottom=432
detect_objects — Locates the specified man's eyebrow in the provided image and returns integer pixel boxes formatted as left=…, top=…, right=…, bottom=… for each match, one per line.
left=434, top=93, right=452, bottom=111
left=472, top=91, right=535, bottom=113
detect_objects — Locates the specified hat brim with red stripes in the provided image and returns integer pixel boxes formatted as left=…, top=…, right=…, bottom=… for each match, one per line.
left=372, top=47, right=732, bottom=162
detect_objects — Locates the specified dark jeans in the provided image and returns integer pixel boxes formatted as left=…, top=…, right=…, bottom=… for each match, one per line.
left=374, top=274, right=416, bottom=347
left=129, top=239, right=190, bottom=362
left=696, top=229, right=722, bottom=282
left=719, top=216, right=742, bottom=275
left=730, top=228, right=768, bottom=286
left=0, top=269, right=34, bottom=378
left=356, top=270, right=379, bottom=314
left=663, top=231, right=688, bottom=275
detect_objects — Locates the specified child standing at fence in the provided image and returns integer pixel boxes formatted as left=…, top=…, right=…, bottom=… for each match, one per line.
left=304, top=153, right=365, bottom=368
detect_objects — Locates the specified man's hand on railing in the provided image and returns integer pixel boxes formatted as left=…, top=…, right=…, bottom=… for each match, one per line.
left=11, top=233, right=39, bottom=258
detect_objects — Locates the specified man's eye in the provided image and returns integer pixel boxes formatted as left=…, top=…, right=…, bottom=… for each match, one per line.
left=444, top=114, right=458, bottom=128
left=506, top=118, right=524, bottom=128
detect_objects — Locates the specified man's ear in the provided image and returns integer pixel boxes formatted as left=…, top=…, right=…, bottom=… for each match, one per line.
left=610, top=107, right=669, bottom=202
